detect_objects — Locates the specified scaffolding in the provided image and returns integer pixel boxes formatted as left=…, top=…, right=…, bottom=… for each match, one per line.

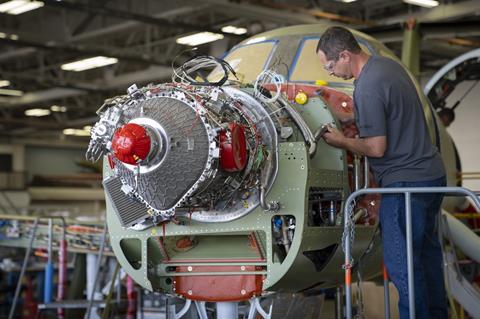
left=342, top=186, right=480, bottom=319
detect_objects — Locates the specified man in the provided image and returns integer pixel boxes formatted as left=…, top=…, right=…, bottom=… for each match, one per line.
left=316, top=26, right=447, bottom=319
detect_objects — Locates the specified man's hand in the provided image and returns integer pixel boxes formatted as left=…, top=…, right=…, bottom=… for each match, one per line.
left=322, top=124, right=386, bottom=157
left=322, top=125, right=346, bottom=148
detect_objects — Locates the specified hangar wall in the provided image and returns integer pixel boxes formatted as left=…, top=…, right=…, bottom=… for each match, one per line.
left=444, top=80, right=480, bottom=191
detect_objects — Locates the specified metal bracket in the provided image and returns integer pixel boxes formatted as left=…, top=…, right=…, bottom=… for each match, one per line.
left=247, top=297, right=273, bottom=319
left=173, top=299, right=191, bottom=319
left=172, top=300, right=208, bottom=319
left=277, top=96, right=317, bottom=158
left=194, top=301, right=209, bottom=319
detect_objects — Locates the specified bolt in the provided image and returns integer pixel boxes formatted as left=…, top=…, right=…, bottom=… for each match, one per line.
left=187, top=266, right=193, bottom=272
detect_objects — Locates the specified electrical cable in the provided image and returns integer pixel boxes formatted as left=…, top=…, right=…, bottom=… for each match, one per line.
left=253, top=69, right=284, bottom=103
left=172, top=55, right=237, bottom=86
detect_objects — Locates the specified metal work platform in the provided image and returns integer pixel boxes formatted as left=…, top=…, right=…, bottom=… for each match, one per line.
left=342, top=186, right=480, bottom=319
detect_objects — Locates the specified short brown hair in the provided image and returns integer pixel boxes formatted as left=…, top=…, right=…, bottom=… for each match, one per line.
left=316, top=26, right=361, bottom=61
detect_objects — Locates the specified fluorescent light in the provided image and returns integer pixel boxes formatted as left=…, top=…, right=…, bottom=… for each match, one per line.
left=75, top=130, right=91, bottom=136
left=176, top=32, right=224, bottom=46
left=25, top=108, right=51, bottom=117
left=0, top=32, right=18, bottom=40
left=0, top=80, right=10, bottom=87
left=221, top=25, right=248, bottom=35
left=0, top=0, right=26, bottom=12
left=0, top=88, right=23, bottom=96
left=61, top=56, right=118, bottom=72
left=7, top=1, right=43, bottom=14
left=403, top=0, right=439, bottom=8
left=0, top=0, right=44, bottom=15
left=63, top=128, right=91, bottom=136
left=336, top=0, right=357, bottom=2
left=50, top=105, right=67, bottom=112
left=63, top=128, right=76, bottom=135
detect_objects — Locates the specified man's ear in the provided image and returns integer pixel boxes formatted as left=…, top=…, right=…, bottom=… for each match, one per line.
left=340, top=51, right=350, bottom=62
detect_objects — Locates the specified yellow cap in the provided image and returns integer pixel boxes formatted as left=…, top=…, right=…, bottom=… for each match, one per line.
left=315, top=80, right=328, bottom=86
left=295, top=91, right=308, bottom=105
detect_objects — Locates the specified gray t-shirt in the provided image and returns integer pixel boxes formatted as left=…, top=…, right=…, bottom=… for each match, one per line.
left=353, top=55, right=445, bottom=186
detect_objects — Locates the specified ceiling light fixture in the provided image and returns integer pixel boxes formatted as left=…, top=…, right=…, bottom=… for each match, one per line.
left=0, top=0, right=44, bottom=15
left=61, top=56, right=119, bottom=72
left=63, top=128, right=91, bottom=136
left=50, top=105, right=67, bottom=112
left=221, top=25, right=248, bottom=35
left=0, top=88, right=23, bottom=96
left=63, top=128, right=76, bottom=135
left=176, top=32, right=224, bottom=46
left=0, top=32, right=19, bottom=40
left=403, top=0, right=439, bottom=8
left=0, top=80, right=11, bottom=87
left=335, top=0, right=357, bottom=3
left=25, top=108, right=51, bottom=117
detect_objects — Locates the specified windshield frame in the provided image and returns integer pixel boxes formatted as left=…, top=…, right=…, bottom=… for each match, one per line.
left=287, top=35, right=377, bottom=87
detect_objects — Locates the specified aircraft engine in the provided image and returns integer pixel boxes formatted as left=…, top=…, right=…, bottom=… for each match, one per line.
left=87, top=84, right=279, bottom=230
left=84, top=25, right=457, bottom=310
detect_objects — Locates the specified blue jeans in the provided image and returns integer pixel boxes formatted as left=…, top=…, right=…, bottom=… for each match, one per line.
left=380, top=176, right=447, bottom=319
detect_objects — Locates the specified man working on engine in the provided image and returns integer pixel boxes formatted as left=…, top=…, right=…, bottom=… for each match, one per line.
left=316, top=26, right=447, bottom=319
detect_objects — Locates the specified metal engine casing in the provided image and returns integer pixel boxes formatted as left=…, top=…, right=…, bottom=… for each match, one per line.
left=87, top=85, right=278, bottom=229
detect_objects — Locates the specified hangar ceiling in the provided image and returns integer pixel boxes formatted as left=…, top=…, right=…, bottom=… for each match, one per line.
left=0, top=0, right=479, bottom=143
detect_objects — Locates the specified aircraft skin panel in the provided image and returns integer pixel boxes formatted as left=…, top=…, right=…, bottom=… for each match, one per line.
left=106, top=142, right=309, bottom=294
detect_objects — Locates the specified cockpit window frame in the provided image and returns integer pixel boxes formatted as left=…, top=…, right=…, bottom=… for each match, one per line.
left=212, top=39, right=280, bottom=84
left=287, top=35, right=377, bottom=86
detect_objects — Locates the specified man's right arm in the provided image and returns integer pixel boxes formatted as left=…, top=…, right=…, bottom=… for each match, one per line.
left=322, top=126, right=386, bottom=157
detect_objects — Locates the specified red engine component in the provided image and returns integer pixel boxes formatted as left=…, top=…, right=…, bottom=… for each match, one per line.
left=111, top=123, right=151, bottom=165
left=219, top=123, right=248, bottom=172
left=174, top=265, right=263, bottom=302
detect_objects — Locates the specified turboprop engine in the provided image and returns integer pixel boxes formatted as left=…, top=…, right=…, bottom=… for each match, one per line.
left=87, top=82, right=280, bottom=229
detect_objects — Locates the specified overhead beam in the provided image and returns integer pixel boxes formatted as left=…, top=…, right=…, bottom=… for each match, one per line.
left=0, top=88, right=87, bottom=107
left=258, top=1, right=374, bottom=27
left=41, top=0, right=242, bottom=38
left=194, top=0, right=323, bottom=25
left=3, top=137, right=91, bottom=148
left=0, top=66, right=173, bottom=107
left=0, top=5, right=208, bottom=62
left=378, top=0, right=480, bottom=25
left=0, top=70, right=104, bottom=93
left=0, top=37, right=165, bottom=65
left=421, top=41, right=473, bottom=59
left=365, top=21, right=480, bottom=43
left=0, top=117, right=94, bottom=130
left=100, top=65, right=173, bottom=90
left=71, top=0, right=112, bottom=36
